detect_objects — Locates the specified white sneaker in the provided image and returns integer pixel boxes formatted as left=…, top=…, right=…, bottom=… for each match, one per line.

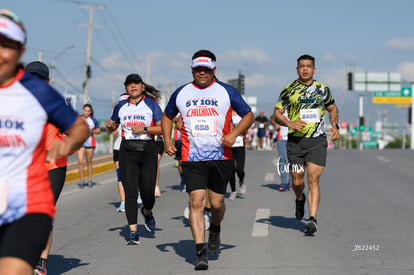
left=183, top=203, right=190, bottom=220
left=228, top=191, right=237, bottom=200
left=204, top=212, right=211, bottom=231
left=117, top=201, right=125, bottom=212
left=239, top=182, right=247, bottom=195
left=137, top=192, right=142, bottom=205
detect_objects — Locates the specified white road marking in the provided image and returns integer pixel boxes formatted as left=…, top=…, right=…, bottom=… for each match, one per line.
left=60, top=188, right=82, bottom=198
left=252, top=208, right=270, bottom=237
left=264, top=172, right=274, bottom=182
left=377, top=156, right=390, bottom=162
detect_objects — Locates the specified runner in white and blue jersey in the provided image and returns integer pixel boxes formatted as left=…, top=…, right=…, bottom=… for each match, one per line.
left=0, top=9, right=89, bottom=275
left=106, top=74, right=163, bottom=245
left=162, top=50, right=254, bottom=270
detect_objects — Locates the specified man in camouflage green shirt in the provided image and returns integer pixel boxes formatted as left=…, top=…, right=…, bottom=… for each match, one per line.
left=273, top=54, right=339, bottom=235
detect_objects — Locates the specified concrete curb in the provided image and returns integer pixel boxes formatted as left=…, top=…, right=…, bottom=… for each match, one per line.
left=65, top=161, right=115, bottom=183
left=65, top=154, right=115, bottom=184
left=64, top=154, right=177, bottom=184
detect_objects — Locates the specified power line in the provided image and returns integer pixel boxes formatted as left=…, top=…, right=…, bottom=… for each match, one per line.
left=54, top=69, right=83, bottom=93
left=98, top=12, right=127, bottom=54
left=90, top=56, right=120, bottom=79
left=102, top=9, right=142, bottom=71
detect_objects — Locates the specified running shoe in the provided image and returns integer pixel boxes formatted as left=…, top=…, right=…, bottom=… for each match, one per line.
left=295, top=193, right=306, bottom=220
left=179, top=182, right=186, bottom=192
left=34, top=265, right=47, bottom=275
left=88, top=180, right=94, bottom=188
left=204, top=211, right=211, bottom=231
left=207, top=231, right=221, bottom=255
left=183, top=203, right=190, bottom=220
left=78, top=181, right=85, bottom=189
left=239, top=182, right=247, bottom=195
left=137, top=192, right=142, bottom=205
left=288, top=183, right=293, bottom=191
left=140, top=206, right=157, bottom=232
left=305, top=217, right=318, bottom=235
left=126, top=231, right=140, bottom=245
left=194, top=248, right=208, bottom=270
left=228, top=191, right=237, bottom=200
left=279, top=183, right=287, bottom=192
left=116, top=201, right=125, bottom=212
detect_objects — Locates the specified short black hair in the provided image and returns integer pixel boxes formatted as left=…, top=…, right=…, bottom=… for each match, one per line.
left=192, top=49, right=216, bottom=61
left=82, top=103, right=94, bottom=117
left=297, top=54, right=315, bottom=66
left=25, top=61, right=49, bottom=80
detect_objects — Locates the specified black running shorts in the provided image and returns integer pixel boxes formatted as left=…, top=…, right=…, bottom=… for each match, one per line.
left=181, top=160, right=233, bottom=194
left=287, top=135, right=328, bottom=169
left=0, top=214, right=52, bottom=268
left=156, top=140, right=164, bottom=156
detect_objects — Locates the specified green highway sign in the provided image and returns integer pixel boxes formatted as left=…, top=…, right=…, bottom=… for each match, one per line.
left=373, top=87, right=412, bottom=97
left=363, top=140, right=378, bottom=148
left=350, top=127, right=359, bottom=136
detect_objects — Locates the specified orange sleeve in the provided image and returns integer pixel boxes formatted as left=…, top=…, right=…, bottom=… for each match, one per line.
left=45, top=123, right=68, bottom=170
left=45, top=123, right=59, bottom=151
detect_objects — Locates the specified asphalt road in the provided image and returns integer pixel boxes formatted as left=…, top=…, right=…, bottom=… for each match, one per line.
left=47, top=149, right=414, bottom=274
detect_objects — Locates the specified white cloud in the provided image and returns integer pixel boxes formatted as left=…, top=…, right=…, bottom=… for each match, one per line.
left=222, top=48, right=272, bottom=63
left=318, top=68, right=347, bottom=90
left=138, top=48, right=279, bottom=88
left=219, top=48, right=276, bottom=72
left=100, top=52, right=145, bottom=72
left=387, top=38, right=414, bottom=52
left=396, top=61, right=414, bottom=81
left=321, top=53, right=335, bottom=62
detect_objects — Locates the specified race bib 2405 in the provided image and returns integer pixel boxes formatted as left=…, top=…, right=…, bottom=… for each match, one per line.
left=300, top=108, right=320, bottom=123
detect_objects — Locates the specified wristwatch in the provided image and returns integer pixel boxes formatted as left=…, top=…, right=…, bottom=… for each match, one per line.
left=335, top=124, right=339, bottom=130
left=143, top=126, right=147, bottom=134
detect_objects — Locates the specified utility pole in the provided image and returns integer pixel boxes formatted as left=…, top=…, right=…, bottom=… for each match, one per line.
left=411, top=83, right=414, bottom=149
left=78, top=4, right=104, bottom=105
left=359, top=95, right=364, bottom=150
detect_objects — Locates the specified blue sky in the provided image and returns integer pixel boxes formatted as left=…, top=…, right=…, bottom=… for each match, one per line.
left=3, top=0, right=414, bottom=130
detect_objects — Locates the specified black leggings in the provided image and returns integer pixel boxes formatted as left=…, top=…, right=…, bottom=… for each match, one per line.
left=119, top=140, right=158, bottom=225
left=229, top=146, right=246, bottom=192
left=48, top=166, right=67, bottom=204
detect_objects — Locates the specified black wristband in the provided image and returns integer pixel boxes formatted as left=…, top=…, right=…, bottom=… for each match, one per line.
left=335, top=124, right=339, bottom=130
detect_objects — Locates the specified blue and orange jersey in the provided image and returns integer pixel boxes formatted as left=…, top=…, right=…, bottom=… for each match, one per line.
left=82, top=115, right=99, bottom=147
left=164, top=79, right=251, bottom=161
left=0, top=69, right=79, bottom=226
left=110, top=95, right=163, bottom=141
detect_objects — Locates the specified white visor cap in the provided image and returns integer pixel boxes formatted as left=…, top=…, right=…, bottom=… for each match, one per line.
left=191, top=56, right=216, bottom=70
